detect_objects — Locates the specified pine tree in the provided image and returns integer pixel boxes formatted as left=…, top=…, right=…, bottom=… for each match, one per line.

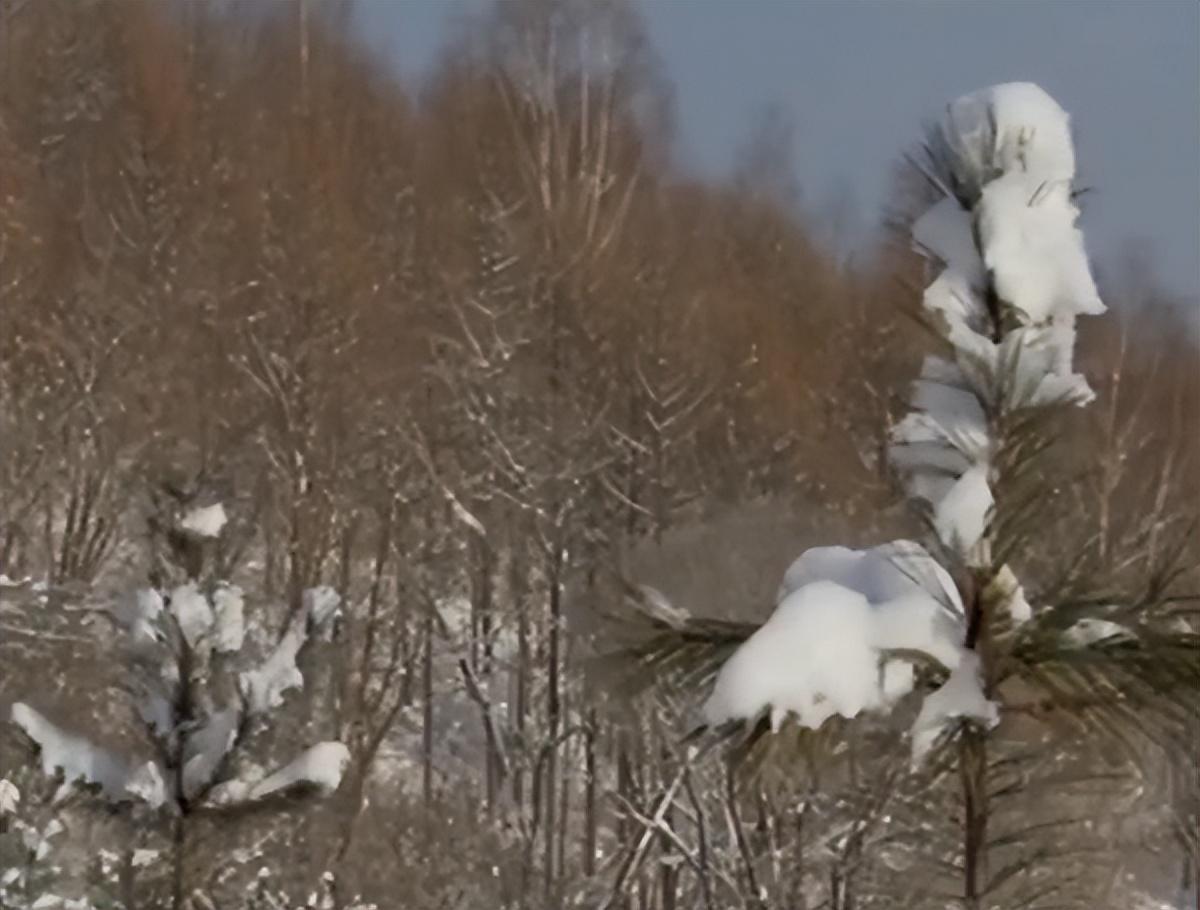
left=6, top=492, right=350, bottom=909
left=612, top=83, right=1200, bottom=910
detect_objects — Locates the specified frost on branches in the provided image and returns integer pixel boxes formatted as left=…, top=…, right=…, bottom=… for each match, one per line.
left=701, top=83, right=1104, bottom=762
left=7, top=501, right=349, bottom=818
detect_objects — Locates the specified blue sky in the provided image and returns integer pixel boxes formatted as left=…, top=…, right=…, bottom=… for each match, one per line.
left=354, top=0, right=1200, bottom=305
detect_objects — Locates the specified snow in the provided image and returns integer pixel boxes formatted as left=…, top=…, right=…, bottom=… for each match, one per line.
left=239, top=619, right=306, bottom=715
left=210, top=743, right=350, bottom=806
left=169, top=583, right=213, bottom=649
left=1064, top=618, right=1131, bottom=647
left=931, top=463, right=992, bottom=565
left=1005, top=582, right=1032, bottom=625
left=303, top=585, right=341, bottom=637
left=212, top=584, right=246, bottom=653
left=11, top=816, right=65, bottom=862
left=131, top=848, right=160, bottom=868
left=705, top=559, right=968, bottom=732
left=10, top=703, right=165, bottom=807
left=971, top=83, right=1076, bottom=180
left=988, top=565, right=1033, bottom=624
left=135, top=686, right=175, bottom=739
left=12, top=703, right=128, bottom=799
left=29, top=898, right=94, bottom=910
left=911, top=197, right=985, bottom=289
left=246, top=742, right=350, bottom=800
left=978, top=174, right=1103, bottom=325
left=123, top=760, right=168, bottom=808
left=922, top=276, right=995, bottom=366
left=909, top=651, right=999, bottom=764
left=0, top=777, right=18, bottom=815
left=910, top=376, right=988, bottom=454
left=776, top=541, right=963, bottom=616
left=238, top=587, right=339, bottom=713
left=129, top=588, right=165, bottom=643
left=181, top=708, right=240, bottom=799
left=179, top=502, right=228, bottom=539
left=890, top=357, right=992, bottom=563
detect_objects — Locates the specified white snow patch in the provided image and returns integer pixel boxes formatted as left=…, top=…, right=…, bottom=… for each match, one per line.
left=182, top=708, right=241, bottom=799
left=704, top=567, right=966, bottom=731
left=169, top=583, right=213, bottom=649
left=1005, top=583, right=1033, bottom=625
left=124, top=760, right=168, bottom=808
left=776, top=540, right=963, bottom=617
left=303, top=585, right=341, bottom=639
left=32, top=818, right=65, bottom=860
left=179, top=502, right=227, bottom=539
left=910, top=650, right=999, bottom=764
left=0, top=777, right=19, bottom=815
left=132, top=848, right=160, bottom=868
left=238, top=586, right=340, bottom=714
left=989, top=565, right=1033, bottom=624
left=12, top=703, right=128, bottom=798
left=978, top=174, right=1103, bottom=325
left=115, top=588, right=166, bottom=645
left=246, top=741, right=349, bottom=801
left=212, top=584, right=245, bottom=653
left=912, top=197, right=985, bottom=289
left=1064, top=618, right=1131, bottom=647
left=239, top=620, right=306, bottom=715
left=942, top=82, right=1077, bottom=192
left=932, top=463, right=993, bottom=564
left=10, top=704, right=165, bottom=807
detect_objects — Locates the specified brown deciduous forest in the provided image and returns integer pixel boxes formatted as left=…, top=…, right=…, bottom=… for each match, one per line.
left=0, top=2, right=1196, bottom=910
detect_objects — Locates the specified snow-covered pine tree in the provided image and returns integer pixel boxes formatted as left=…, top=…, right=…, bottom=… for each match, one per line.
left=6, top=492, right=350, bottom=909
left=615, top=83, right=1200, bottom=909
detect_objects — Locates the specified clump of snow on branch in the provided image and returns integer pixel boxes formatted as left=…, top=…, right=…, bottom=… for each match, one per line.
left=705, top=542, right=972, bottom=735
left=699, top=84, right=1104, bottom=762
left=0, top=777, right=20, bottom=816
left=245, top=741, right=350, bottom=801
left=179, top=502, right=227, bottom=539
left=9, top=704, right=167, bottom=809
left=774, top=540, right=962, bottom=615
left=1064, top=617, right=1131, bottom=647
left=211, top=584, right=246, bottom=653
left=239, top=587, right=340, bottom=716
left=169, top=582, right=214, bottom=649
left=909, top=651, right=999, bottom=764
left=207, top=741, right=348, bottom=807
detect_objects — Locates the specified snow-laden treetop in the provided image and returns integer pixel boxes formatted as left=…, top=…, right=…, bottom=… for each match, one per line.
left=703, top=83, right=1104, bottom=763
left=895, top=81, right=1103, bottom=566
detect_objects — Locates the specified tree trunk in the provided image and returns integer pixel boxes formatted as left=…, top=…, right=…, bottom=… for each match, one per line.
left=583, top=709, right=597, bottom=877
left=422, top=606, right=435, bottom=812
left=170, top=815, right=186, bottom=910
left=960, top=729, right=989, bottom=910
left=543, top=542, right=563, bottom=898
